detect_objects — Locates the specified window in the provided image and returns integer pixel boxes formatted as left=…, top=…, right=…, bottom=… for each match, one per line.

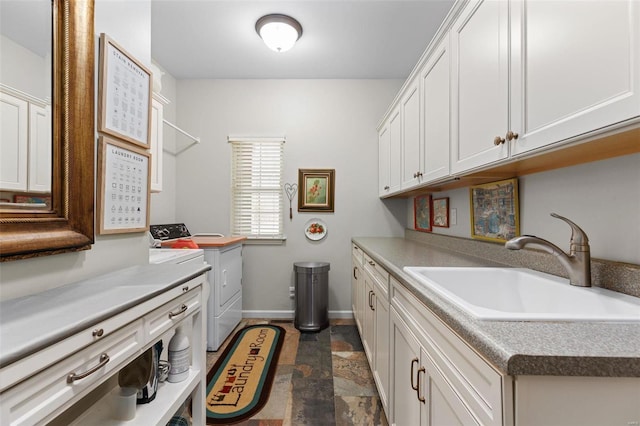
left=229, top=137, right=284, bottom=240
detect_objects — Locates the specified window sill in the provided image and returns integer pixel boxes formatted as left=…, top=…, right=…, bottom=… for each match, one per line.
left=239, top=236, right=287, bottom=245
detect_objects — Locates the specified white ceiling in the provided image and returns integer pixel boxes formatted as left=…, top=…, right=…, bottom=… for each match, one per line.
left=151, top=0, right=455, bottom=80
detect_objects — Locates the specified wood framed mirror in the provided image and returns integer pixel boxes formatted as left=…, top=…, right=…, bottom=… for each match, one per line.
left=0, top=0, right=95, bottom=261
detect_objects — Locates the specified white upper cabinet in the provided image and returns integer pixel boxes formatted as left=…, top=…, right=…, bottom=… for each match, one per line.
left=510, top=0, right=640, bottom=156
left=388, top=107, right=403, bottom=194
left=150, top=95, right=166, bottom=193
left=421, top=34, right=451, bottom=182
left=28, top=104, right=51, bottom=192
left=451, top=0, right=510, bottom=174
left=377, top=0, right=639, bottom=197
left=0, top=92, right=28, bottom=191
left=1, top=89, right=51, bottom=193
left=378, top=124, right=391, bottom=197
left=401, top=79, right=421, bottom=188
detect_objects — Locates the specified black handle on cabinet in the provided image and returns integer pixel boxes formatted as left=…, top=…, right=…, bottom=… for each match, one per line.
left=417, top=367, right=426, bottom=403
left=410, top=358, right=419, bottom=392
left=353, top=266, right=358, bottom=280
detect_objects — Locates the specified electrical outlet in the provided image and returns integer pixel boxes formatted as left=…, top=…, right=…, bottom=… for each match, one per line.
left=289, top=286, right=295, bottom=298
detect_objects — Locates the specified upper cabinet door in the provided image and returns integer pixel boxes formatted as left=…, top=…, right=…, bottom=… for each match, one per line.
left=389, top=107, right=403, bottom=193
left=0, top=92, right=28, bottom=191
left=510, top=0, right=640, bottom=156
left=421, top=34, right=451, bottom=183
left=378, top=124, right=391, bottom=197
left=451, top=0, right=510, bottom=174
left=401, top=79, right=421, bottom=188
left=150, top=97, right=164, bottom=192
left=28, top=104, right=51, bottom=192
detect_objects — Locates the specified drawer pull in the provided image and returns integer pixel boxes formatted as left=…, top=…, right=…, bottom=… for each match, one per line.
left=417, top=367, right=426, bottom=403
left=182, top=286, right=189, bottom=292
left=92, top=328, right=104, bottom=338
left=67, top=353, right=110, bottom=383
left=368, top=260, right=376, bottom=266
left=410, top=358, right=419, bottom=392
left=168, top=304, right=188, bottom=319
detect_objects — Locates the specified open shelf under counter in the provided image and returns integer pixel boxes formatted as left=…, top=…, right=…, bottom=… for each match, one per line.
left=69, top=368, right=201, bottom=425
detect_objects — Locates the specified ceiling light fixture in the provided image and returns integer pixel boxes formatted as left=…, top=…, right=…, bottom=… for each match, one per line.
left=255, top=14, right=303, bottom=53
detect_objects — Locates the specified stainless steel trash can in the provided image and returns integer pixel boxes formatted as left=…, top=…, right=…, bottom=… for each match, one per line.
left=294, top=262, right=330, bottom=332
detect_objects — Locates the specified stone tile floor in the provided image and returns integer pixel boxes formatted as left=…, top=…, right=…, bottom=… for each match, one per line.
left=206, top=319, right=388, bottom=426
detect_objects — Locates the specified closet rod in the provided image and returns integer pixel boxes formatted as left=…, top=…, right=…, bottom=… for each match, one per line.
left=163, top=119, right=200, bottom=143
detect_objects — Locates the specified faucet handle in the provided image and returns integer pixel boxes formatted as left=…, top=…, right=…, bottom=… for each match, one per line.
left=550, top=213, right=589, bottom=251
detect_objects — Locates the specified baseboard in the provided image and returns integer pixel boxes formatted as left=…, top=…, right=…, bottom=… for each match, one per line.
left=242, top=310, right=354, bottom=319
left=242, top=310, right=294, bottom=319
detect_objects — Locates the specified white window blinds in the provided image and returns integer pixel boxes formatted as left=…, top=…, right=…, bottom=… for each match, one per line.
left=229, top=138, right=284, bottom=240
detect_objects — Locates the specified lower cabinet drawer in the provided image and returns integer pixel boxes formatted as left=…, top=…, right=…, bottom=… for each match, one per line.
left=1, top=319, right=144, bottom=426
left=145, top=287, right=202, bottom=342
left=392, top=282, right=504, bottom=426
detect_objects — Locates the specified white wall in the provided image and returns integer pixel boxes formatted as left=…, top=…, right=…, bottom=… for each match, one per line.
left=172, top=79, right=406, bottom=315
left=406, top=153, right=640, bottom=265
left=0, top=0, right=153, bottom=301
left=0, top=34, right=49, bottom=99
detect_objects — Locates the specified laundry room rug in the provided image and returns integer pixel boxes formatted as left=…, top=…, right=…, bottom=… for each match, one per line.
left=206, top=324, right=285, bottom=424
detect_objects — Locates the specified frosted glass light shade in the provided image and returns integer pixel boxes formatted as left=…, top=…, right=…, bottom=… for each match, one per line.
left=256, top=14, right=302, bottom=53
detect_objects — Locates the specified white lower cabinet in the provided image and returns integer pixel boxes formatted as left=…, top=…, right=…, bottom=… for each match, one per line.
left=391, top=307, right=478, bottom=425
left=0, top=273, right=208, bottom=426
left=353, top=244, right=390, bottom=412
left=352, top=244, right=640, bottom=426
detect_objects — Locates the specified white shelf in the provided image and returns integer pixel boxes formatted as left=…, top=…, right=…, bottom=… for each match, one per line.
left=69, top=368, right=200, bottom=425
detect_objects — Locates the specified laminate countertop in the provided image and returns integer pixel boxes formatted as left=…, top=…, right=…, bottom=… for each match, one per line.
left=352, top=237, right=640, bottom=377
left=0, top=263, right=211, bottom=368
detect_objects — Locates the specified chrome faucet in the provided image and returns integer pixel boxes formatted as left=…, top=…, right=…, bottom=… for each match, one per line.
left=505, top=213, right=591, bottom=287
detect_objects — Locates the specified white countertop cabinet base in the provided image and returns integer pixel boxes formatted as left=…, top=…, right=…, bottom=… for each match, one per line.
left=352, top=242, right=640, bottom=425
left=0, top=269, right=208, bottom=426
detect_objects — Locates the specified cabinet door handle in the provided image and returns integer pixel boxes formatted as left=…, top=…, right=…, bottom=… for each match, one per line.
left=368, top=290, right=373, bottom=309
left=410, top=358, right=419, bottom=391
left=371, top=292, right=375, bottom=311
left=417, top=171, right=423, bottom=178
left=168, top=304, right=188, bottom=318
left=493, top=136, right=506, bottom=145
left=67, top=353, right=110, bottom=383
left=384, top=186, right=390, bottom=190
left=92, top=328, right=104, bottom=338
left=506, top=130, right=519, bottom=141
left=417, top=367, right=426, bottom=403
left=353, top=266, right=358, bottom=280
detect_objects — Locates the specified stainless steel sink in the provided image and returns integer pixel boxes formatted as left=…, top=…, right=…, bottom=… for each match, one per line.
left=403, top=267, right=640, bottom=322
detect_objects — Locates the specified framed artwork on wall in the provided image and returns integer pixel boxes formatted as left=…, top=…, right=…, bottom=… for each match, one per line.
left=432, top=197, right=449, bottom=228
left=298, top=169, right=335, bottom=212
left=414, top=194, right=432, bottom=232
left=97, top=136, right=150, bottom=234
left=469, top=178, right=520, bottom=243
left=98, top=33, right=152, bottom=149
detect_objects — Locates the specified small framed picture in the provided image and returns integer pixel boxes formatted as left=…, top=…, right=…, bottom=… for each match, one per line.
left=298, top=169, right=335, bottom=212
left=470, top=178, right=520, bottom=243
left=432, top=197, right=449, bottom=228
left=98, top=33, right=152, bottom=148
left=414, top=194, right=432, bottom=232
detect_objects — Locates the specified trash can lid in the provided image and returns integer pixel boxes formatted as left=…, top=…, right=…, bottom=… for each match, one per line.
left=294, top=262, right=330, bottom=273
